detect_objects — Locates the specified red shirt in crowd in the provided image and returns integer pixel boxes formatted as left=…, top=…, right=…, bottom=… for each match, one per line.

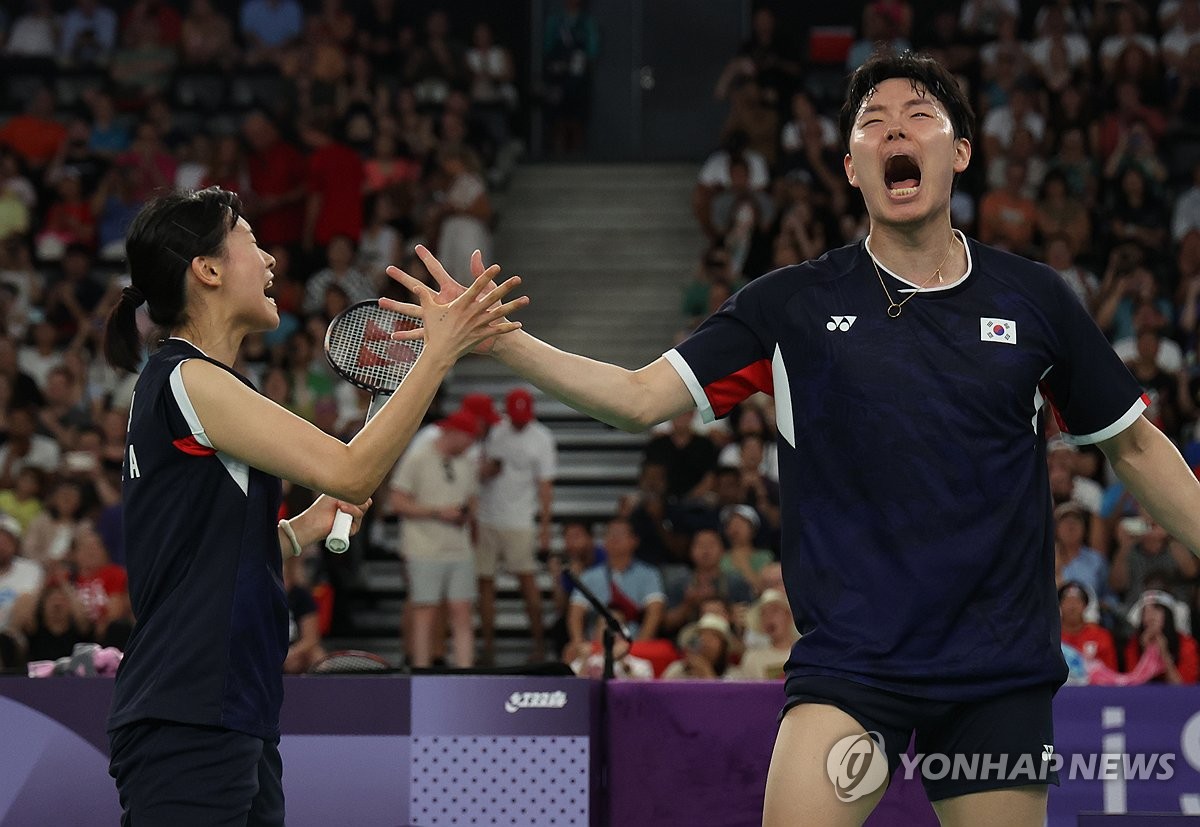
left=1062, top=624, right=1118, bottom=672
left=1124, top=634, right=1200, bottom=684
left=307, top=141, right=365, bottom=246
left=74, top=564, right=128, bottom=625
left=0, top=116, right=68, bottom=167
left=248, top=140, right=307, bottom=246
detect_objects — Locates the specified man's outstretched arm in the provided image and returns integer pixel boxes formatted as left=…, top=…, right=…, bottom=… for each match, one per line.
left=390, top=246, right=697, bottom=433
left=490, top=333, right=695, bottom=432
left=1100, top=416, right=1200, bottom=555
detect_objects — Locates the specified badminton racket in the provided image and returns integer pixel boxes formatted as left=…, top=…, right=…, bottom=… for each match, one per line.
left=322, top=300, right=425, bottom=552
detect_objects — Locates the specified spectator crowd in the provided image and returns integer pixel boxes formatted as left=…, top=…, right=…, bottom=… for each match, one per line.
left=0, top=0, right=523, bottom=672
left=2, top=0, right=1200, bottom=685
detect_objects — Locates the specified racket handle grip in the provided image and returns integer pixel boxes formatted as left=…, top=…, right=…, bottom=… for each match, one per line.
left=325, top=510, right=353, bottom=553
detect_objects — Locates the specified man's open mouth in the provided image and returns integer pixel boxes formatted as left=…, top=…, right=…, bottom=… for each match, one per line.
left=885, top=154, right=922, bottom=197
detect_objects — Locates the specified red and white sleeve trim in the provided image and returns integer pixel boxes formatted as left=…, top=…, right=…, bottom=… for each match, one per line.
left=663, top=349, right=715, bottom=423
left=1059, top=394, right=1149, bottom=445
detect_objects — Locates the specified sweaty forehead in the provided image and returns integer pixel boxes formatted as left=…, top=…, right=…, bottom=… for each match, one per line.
left=856, top=78, right=942, bottom=118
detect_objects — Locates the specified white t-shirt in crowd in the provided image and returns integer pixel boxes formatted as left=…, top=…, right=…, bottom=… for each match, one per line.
left=0, top=556, right=43, bottom=629
left=477, top=419, right=557, bottom=529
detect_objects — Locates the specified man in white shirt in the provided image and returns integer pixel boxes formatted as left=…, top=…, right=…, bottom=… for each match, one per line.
left=476, top=388, right=557, bottom=663
left=0, top=407, right=61, bottom=487
left=390, top=411, right=482, bottom=669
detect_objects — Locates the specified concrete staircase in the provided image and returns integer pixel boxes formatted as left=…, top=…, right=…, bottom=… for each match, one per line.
left=453, top=162, right=703, bottom=377
left=328, top=163, right=704, bottom=668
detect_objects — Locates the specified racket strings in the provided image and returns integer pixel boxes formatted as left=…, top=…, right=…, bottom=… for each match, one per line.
left=326, top=304, right=424, bottom=393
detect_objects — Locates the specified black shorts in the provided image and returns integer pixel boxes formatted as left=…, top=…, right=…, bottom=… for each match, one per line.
left=784, top=675, right=1059, bottom=802
left=109, top=720, right=284, bottom=827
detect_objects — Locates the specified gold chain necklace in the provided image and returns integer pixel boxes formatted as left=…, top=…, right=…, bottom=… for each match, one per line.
left=869, top=236, right=958, bottom=318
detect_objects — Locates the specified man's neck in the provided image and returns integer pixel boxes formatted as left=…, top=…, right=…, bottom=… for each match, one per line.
left=1062, top=618, right=1084, bottom=634
left=867, top=219, right=965, bottom=286
left=608, top=557, right=633, bottom=573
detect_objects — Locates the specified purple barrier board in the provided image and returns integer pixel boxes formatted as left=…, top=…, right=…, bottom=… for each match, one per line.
left=605, top=681, right=937, bottom=827
left=3, top=678, right=1198, bottom=826
left=0, top=675, right=593, bottom=827
left=605, top=682, right=1200, bottom=827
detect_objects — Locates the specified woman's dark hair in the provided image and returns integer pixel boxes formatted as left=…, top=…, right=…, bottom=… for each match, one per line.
left=1139, top=601, right=1182, bottom=667
left=838, top=51, right=976, bottom=152
left=103, top=187, right=243, bottom=372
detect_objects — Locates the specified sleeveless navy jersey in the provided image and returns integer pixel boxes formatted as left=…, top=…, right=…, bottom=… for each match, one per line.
left=665, top=234, right=1147, bottom=701
left=108, top=338, right=287, bottom=740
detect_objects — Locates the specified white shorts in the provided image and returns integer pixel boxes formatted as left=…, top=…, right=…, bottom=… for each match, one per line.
left=407, top=558, right=477, bottom=605
left=475, top=525, right=537, bottom=578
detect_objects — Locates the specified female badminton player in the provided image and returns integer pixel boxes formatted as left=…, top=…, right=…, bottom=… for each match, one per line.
left=102, top=186, right=524, bottom=826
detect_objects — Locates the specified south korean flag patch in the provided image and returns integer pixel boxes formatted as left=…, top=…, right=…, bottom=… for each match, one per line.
left=981, top=317, right=1017, bottom=345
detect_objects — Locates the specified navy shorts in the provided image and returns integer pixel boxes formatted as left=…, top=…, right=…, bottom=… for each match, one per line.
left=784, top=675, right=1059, bottom=802
left=109, top=720, right=284, bottom=827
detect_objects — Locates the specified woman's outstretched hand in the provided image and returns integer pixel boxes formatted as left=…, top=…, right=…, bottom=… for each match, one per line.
left=380, top=246, right=527, bottom=361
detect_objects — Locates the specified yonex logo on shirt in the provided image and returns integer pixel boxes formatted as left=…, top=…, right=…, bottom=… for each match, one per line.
left=826, top=315, right=858, bottom=332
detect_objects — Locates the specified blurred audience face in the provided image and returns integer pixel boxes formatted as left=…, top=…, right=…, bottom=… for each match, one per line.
left=1135, top=328, right=1159, bottom=362
left=15, top=467, right=42, bottom=499
left=50, top=481, right=83, bottom=518
left=326, top=236, right=354, bottom=269
left=690, top=529, right=724, bottom=571
left=694, top=628, right=726, bottom=663
left=1059, top=589, right=1086, bottom=628
left=759, top=600, right=793, bottom=643
left=242, top=113, right=277, bottom=152
left=562, top=522, right=594, bottom=562
left=1055, top=512, right=1086, bottom=548
left=1045, top=237, right=1072, bottom=270
left=1141, top=602, right=1167, bottom=635
left=637, top=462, right=667, bottom=496
left=73, top=527, right=110, bottom=572
left=603, top=519, right=638, bottom=566
left=8, top=408, right=36, bottom=441
left=724, top=513, right=756, bottom=547
left=760, top=562, right=784, bottom=592
left=262, top=366, right=290, bottom=405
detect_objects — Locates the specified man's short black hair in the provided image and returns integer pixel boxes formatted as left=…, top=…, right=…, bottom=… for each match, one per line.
left=839, top=51, right=975, bottom=152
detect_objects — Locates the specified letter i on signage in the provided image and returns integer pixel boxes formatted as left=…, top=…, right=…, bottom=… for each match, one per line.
left=1102, top=706, right=1127, bottom=813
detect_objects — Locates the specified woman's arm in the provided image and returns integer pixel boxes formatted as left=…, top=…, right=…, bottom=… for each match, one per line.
left=179, top=269, right=524, bottom=504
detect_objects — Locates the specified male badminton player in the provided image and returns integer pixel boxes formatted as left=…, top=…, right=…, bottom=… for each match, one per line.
left=102, top=187, right=524, bottom=825
left=388, top=52, right=1200, bottom=827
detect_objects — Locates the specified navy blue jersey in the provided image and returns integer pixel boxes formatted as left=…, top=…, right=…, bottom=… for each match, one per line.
left=666, top=234, right=1147, bottom=701
left=108, top=339, right=288, bottom=740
